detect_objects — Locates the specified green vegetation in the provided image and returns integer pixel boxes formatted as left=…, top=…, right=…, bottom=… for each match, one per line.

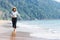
left=0, top=0, right=60, bottom=20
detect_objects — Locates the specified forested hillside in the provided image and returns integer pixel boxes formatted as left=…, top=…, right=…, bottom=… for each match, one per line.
left=0, top=0, right=60, bottom=20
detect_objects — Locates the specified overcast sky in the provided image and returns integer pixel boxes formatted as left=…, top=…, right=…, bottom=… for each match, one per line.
left=54, top=0, right=60, bottom=2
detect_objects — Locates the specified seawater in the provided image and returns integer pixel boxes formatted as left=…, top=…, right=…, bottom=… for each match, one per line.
left=16, top=20, right=60, bottom=39
left=18, top=20, right=60, bottom=28
left=17, top=20, right=60, bottom=32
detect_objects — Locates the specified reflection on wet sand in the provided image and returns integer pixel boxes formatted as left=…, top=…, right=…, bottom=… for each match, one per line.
left=10, top=31, right=16, bottom=40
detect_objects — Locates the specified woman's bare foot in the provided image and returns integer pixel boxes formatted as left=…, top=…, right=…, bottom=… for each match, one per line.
left=14, top=28, right=16, bottom=32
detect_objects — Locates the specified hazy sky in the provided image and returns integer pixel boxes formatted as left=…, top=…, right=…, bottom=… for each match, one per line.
left=54, top=0, right=60, bottom=2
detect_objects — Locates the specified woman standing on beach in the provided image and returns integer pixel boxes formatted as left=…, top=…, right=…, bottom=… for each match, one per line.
left=11, top=7, right=20, bottom=32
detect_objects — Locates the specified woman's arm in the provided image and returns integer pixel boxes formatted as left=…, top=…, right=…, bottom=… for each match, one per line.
left=10, top=12, right=15, bottom=18
left=17, top=12, right=22, bottom=19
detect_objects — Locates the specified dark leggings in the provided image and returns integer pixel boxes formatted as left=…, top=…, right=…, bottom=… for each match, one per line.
left=12, top=18, right=17, bottom=28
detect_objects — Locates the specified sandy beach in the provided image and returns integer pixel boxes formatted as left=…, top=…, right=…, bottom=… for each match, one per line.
left=0, top=20, right=9, bottom=23
left=0, top=20, right=44, bottom=40
left=0, top=20, right=60, bottom=40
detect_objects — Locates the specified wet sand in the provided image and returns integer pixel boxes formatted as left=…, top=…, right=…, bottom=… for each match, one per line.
left=0, top=20, right=57, bottom=40
left=0, top=31, right=48, bottom=40
left=0, top=20, right=41, bottom=40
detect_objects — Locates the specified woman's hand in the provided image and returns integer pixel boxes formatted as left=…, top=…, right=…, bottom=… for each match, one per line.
left=10, top=14, right=15, bottom=18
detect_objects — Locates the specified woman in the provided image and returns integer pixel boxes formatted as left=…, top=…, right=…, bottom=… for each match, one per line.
left=11, top=7, right=20, bottom=32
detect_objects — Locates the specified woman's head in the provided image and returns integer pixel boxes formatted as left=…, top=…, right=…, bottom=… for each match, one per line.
left=12, top=7, right=16, bottom=12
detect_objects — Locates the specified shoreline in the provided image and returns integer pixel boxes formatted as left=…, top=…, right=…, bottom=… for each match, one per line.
left=0, top=20, right=60, bottom=40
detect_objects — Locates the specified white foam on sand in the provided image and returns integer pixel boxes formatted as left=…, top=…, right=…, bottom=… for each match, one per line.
left=3, top=21, right=60, bottom=39
left=16, top=21, right=60, bottom=39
